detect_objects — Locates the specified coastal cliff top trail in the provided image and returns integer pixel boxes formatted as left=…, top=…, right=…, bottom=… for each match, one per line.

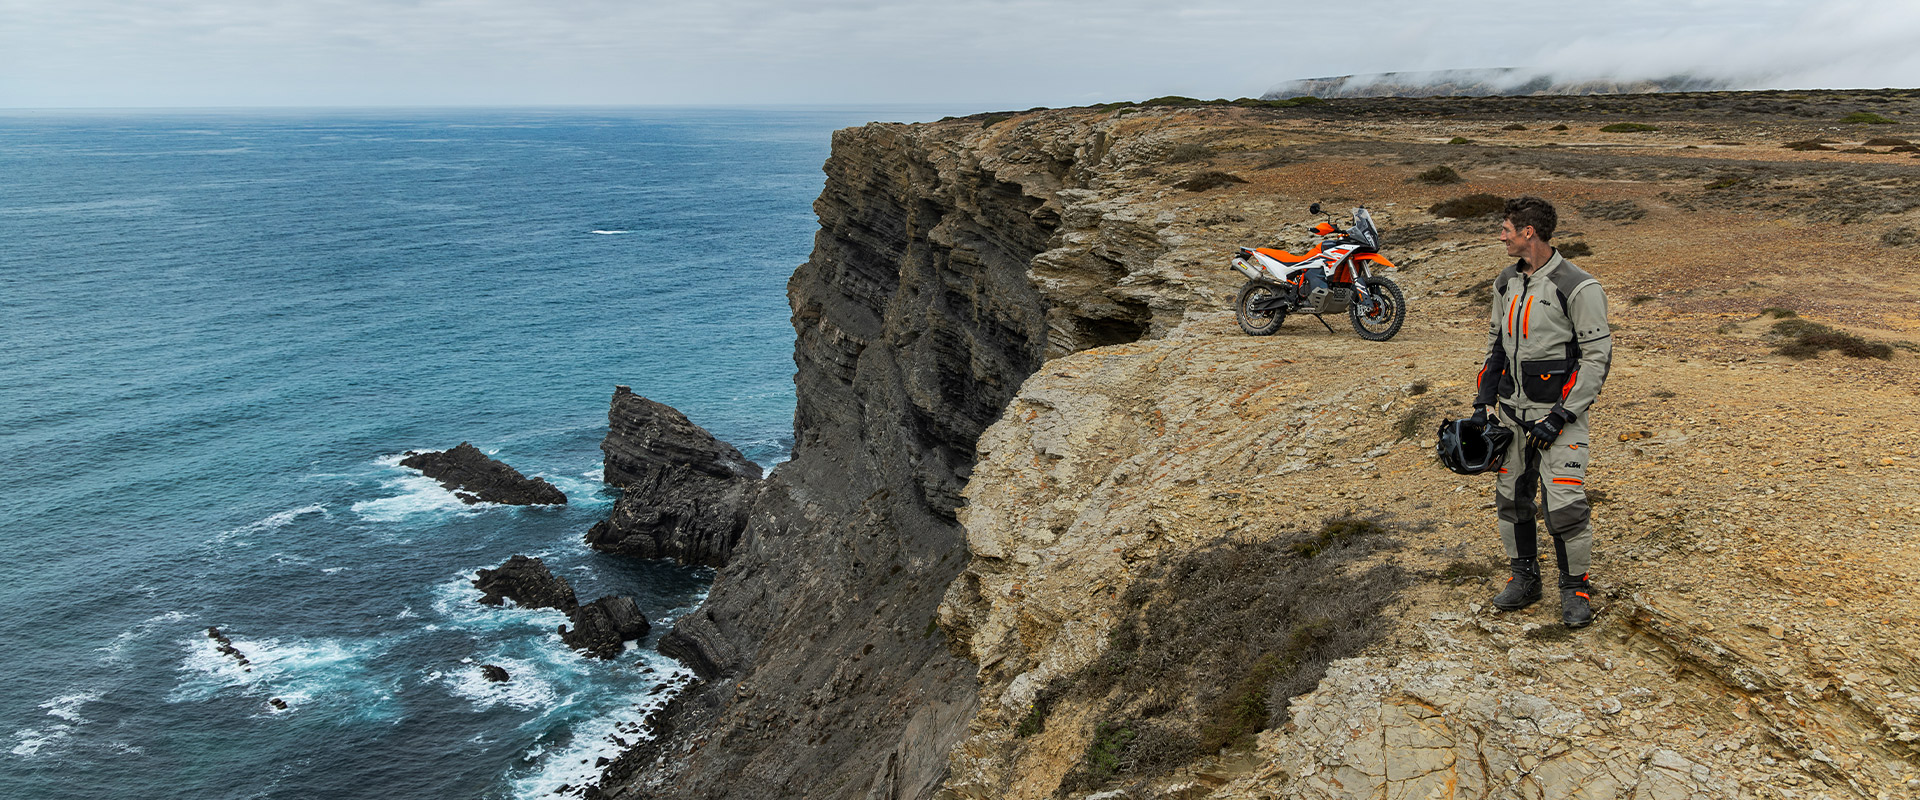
left=930, top=94, right=1920, bottom=800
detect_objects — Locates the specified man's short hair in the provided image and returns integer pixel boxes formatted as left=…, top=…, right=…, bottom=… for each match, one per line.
left=1504, top=196, right=1557, bottom=241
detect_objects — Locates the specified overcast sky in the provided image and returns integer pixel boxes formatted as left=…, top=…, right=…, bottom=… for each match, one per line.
left=3, top=0, right=1918, bottom=109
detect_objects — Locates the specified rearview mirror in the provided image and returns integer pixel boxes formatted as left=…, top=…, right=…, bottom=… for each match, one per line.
left=1309, top=203, right=1322, bottom=215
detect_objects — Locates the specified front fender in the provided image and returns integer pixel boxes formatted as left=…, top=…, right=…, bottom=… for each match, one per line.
left=1352, top=252, right=1396, bottom=269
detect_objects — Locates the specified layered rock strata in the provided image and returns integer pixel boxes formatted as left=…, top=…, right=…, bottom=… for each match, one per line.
left=588, top=387, right=763, bottom=567
left=592, top=114, right=1209, bottom=799
left=400, top=442, right=566, bottom=505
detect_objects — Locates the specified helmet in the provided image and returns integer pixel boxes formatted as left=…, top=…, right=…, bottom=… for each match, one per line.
left=1436, top=417, right=1514, bottom=475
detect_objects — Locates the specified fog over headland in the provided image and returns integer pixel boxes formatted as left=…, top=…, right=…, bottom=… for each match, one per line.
left=2, top=0, right=1915, bottom=108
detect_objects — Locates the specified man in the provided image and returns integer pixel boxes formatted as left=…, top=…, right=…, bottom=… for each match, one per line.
left=1471, top=196, right=1612, bottom=628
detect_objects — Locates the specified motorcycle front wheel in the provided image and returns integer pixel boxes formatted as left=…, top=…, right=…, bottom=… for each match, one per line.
left=1235, top=280, right=1287, bottom=336
left=1349, top=276, right=1406, bottom=341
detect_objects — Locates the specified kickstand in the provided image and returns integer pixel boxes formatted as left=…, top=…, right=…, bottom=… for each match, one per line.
left=1316, top=315, right=1336, bottom=334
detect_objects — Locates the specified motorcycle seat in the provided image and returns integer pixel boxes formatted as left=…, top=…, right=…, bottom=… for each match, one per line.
left=1255, top=245, right=1321, bottom=264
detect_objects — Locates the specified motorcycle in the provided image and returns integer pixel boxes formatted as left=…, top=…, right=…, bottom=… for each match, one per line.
left=1229, top=203, right=1406, bottom=341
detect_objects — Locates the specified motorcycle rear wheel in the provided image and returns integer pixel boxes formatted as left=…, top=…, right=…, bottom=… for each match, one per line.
left=1349, top=276, right=1405, bottom=341
left=1235, top=280, right=1287, bottom=336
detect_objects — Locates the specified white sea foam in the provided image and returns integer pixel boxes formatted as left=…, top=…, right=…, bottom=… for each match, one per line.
left=9, top=692, right=100, bottom=758
left=589, top=230, right=629, bottom=235
left=169, top=631, right=396, bottom=719
left=214, top=504, right=328, bottom=543
left=429, top=571, right=570, bottom=635
left=97, top=610, right=191, bottom=662
left=435, top=658, right=560, bottom=712
left=352, top=470, right=494, bottom=523
left=508, top=651, right=696, bottom=800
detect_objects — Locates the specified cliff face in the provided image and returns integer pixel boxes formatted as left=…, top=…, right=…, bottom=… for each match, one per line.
left=594, top=113, right=1208, bottom=799
left=603, top=95, right=1920, bottom=800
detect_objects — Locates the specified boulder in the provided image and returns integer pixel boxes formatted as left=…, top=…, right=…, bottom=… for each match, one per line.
left=400, top=442, right=567, bottom=506
left=472, top=555, right=578, bottom=611
left=587, top=388, right=762, bottom=566
left=480, top=664, right=511, bottom=683
left=561, top=596, right=653, bottom=660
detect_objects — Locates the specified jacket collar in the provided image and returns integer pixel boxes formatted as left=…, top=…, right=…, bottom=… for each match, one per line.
left=1515, top=249, right=1565, bottom=279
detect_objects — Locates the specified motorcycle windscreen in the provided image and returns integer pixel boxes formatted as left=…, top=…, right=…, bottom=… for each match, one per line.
left=1349, top=208, right=1381, bottom=250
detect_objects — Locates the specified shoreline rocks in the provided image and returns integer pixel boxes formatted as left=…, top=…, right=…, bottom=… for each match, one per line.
left=471, top=555, right=651, bottom=660
left=586, top=387, right=761, bottom=567
left=400, top=442, right=567, bottom=506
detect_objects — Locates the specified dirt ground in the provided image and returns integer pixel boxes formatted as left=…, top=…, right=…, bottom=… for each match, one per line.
left=942, top=94, right=1920, bottom=798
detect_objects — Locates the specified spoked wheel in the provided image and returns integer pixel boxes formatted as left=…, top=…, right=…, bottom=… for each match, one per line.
left=1235, top=280, right=1288, bottom=336
left=1349, top=276, right=1406, bottom=341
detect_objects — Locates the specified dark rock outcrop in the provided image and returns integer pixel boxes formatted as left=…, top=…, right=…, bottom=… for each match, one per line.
left=481, top=664, right=511, bottom=682
left=586, top=388, right=762, bottom=567
left=473, top=555, right=578, bottom=611
left=561, top=596, right=653, bottom=660
left=400, top=443, right=567, bottom=505
left=592, top=115, right=1166, bottom=800
left=472, top=555, right=652, bottom=660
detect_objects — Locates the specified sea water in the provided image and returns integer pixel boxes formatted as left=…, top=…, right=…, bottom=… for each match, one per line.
left=0, top=106, right=940, bottom=799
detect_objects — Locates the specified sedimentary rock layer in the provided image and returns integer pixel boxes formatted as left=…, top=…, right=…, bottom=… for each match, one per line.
left=589, top=387, right=763, bottom=566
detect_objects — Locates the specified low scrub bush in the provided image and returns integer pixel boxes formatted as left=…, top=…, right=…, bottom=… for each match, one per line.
left=1782, top=141, right=1834, bottom=151
left=1557, top=240, right=1593, bottom=258
left=1051, top=519, right=1405, bottom=795
left=1414, top=165, right=1463, bottom=184
left=1502, top=123, right=1528, bottom=131
left=1447, top=136, right=1475, bottom=145
left=1759, top=306, right=1798, bottom=318
left=1174, top=171, right=1246, bottom=192
left=1840, top=112, right=1897, bottom=124
left=1429, top=193, right=1506, bottom=219
left=1882, top=226, right=1918, bottom=247
left=1549, top=124, right=1570, bottom=131
left=1863, top=137, right=1911, bottom=146
left=1580, top=199, right=1646, bottom=221
left=1167, top=143, right=1215, bottom=163
left=1771, top=318, right=1893, bottom=360
left=1600, top=122, right=1659, bottom=132
left=1704, top=177, right=1745, bottom=190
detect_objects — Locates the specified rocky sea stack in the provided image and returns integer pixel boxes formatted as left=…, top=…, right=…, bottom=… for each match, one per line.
left=399, top=442, right=567, bottom=505
left=586, top=387, right=762, bottom=567
left=472, top=555, right=649, bottom=660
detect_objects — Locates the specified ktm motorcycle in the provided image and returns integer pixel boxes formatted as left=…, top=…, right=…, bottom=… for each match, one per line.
left=1229, top=203, right=1406, bottom=341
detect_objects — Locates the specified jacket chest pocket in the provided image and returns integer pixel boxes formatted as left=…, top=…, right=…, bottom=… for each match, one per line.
left=1521, top=358, right=1575, bottom=403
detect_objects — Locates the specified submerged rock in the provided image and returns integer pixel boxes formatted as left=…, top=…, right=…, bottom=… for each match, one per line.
left=587, top=387, right=761, bottom=567
left=400, top=442, right=567, bottom=506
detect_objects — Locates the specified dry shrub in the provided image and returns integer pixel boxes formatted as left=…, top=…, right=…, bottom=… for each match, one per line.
left=1429, top=193, right=1506, bottom=219
left=1549, top=124, right=1570, bottom=131
left=1863, top=137, right=1911, bottom=146
left=1783, top=141, right=1836, bottom=151
left=1052, top=518, right=1404, bottom=795
left=1882, top=226, right=1918, bottom=247
left=1771, top=318, right=1894, bottom=360
left=1414, top=165, right=1463, bottom=184
left=1557, top=241, right=1593, bottom=258
left=1502, top=123, right=1528, bottom=131
left=1167, top=143, right=1214, bottom=164
left=1580, top=200, right=1647, bottom=222
left=1600, top=122, right=1659, bottom=132
left=1174, top=171, right=1246, bottom=192
left=1447, top=136, right=1474, bottom=145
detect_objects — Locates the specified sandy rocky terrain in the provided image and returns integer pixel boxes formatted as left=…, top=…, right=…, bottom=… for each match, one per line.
left=927, top=94, right=1920, bottom=800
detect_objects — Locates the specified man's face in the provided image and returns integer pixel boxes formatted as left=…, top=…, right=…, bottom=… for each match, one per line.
left=1499, top=218, right=1532, bottom=257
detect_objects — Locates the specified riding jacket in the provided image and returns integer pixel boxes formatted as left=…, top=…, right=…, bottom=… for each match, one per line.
left=1474, top=251, right=1612, bottom=419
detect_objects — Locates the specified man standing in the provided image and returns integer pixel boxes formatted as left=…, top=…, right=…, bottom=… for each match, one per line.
left=1471, top=196, right=1612, bottom=628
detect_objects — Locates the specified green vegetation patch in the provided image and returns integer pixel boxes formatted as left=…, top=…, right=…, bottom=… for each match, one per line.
left=1502, top=123, right=1528, bottom=131
left=1600, top=122, right=1659, bottom=132
left=1840, top=112, right=1897, bottom=124
left=1429, top=193, right=1506, bottom=219
left=1447, top=136, right=1475, bottom=145
left=1051, top=519, right=1405, bottom=795
left=1173, top=171, right=1247, bottom=192
left=1771, top=318, right=1893, bottom=360
left=1413, top=165, right=1464, bottom=184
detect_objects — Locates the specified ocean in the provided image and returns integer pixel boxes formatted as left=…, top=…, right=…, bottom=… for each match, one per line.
left=0, top=106, right=941, bottom=799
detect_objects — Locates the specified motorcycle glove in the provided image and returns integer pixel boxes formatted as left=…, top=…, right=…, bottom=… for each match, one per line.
left=1470, top=405, right=1489, bottom=427
left=1526, top=409, right=1574, bottom=450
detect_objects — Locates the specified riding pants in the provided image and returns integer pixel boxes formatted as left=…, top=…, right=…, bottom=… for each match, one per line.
left=1494, top=405, right=1593, bottom=576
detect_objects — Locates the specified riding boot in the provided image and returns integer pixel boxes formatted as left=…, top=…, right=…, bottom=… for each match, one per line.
left=1489, top=557, right=1541, bottom=611
left=1560, top=572, right=1595, bottom=628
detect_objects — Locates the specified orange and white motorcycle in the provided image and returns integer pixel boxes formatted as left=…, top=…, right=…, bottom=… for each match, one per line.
left=1229, top=203, right=1405, bottom=340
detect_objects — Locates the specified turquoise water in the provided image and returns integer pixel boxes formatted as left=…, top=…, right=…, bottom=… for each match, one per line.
left=0, top=107, right=935, bottom=799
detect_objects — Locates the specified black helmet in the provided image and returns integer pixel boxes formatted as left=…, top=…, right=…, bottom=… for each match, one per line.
left=1436, top=417, right=1513, bottom=475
